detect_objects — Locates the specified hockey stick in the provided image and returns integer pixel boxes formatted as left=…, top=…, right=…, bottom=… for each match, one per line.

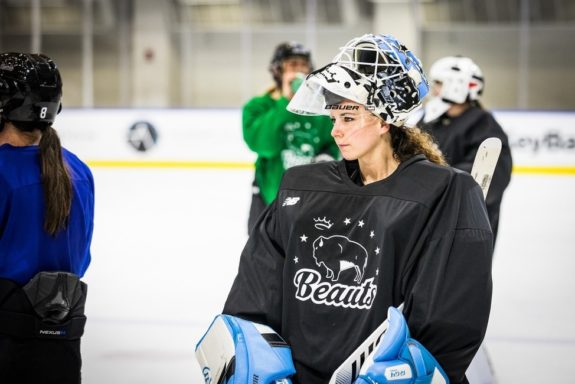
left=328, top=137, right=503, bottom=384
left=470, top=137, right=502, bottom=199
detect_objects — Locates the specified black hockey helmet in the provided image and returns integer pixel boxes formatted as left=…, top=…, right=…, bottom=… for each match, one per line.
left=0, top=53, right=62, bottom=126
left=269, top=42, right=312, bottom=85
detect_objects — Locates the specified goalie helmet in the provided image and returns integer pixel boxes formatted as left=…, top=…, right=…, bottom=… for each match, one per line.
left=287, top=34, right=428, bottom=125
left=422, top=56, right=484, bottom=123
left=0, top=53, right=62, bottom=125
left=429, top=55, right=484, bottom=104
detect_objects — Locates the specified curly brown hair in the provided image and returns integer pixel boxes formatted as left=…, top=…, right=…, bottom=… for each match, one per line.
left=389, top=125, right=447, bottom=166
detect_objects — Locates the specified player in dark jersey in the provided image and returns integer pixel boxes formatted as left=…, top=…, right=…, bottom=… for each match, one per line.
left=419, top=56, right=513, bottom=384
left=0, top=53, right=94, bottom=383
left=419, top=56, right=512, bottom=242
left=198, top=34, right=493, bottom=384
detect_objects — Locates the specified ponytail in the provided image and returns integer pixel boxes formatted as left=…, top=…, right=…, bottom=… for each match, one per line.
left=38, top=126, right=72, bottom=235
left=390, top=125, right=447, bottom=166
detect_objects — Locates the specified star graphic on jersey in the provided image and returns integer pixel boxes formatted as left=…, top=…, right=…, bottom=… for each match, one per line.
left=358, top=220, right=365, bottom=228
left=370, top=230, right=375, bottom=238
left=344, top=218, right=351, bottom=225
left=375, top=247, right=380, bottom=255
left=294, top=256, right=299, bottom=264
left=300, top=234, right=308, bottom=242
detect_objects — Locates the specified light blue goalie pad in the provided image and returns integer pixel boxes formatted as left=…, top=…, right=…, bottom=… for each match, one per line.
left=195, top=314, right=296, bottom=384
left=354, top=307, right=449, bottom=384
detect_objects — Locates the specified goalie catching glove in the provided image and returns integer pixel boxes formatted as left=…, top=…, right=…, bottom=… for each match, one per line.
left=195, top=314, right=295, bottom=384
left=355, top=307, right=449, bottom=384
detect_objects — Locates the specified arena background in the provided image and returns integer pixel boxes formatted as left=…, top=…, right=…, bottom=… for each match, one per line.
left=1, top=1, right=574, bottom=383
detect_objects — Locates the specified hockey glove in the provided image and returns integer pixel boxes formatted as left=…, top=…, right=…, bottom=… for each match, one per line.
left=195, top=314, right=295, bottom=384
left=354, top=307, right=449, bottom=384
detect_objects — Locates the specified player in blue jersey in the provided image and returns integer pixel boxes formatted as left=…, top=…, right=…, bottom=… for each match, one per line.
left=0, top=53, right=94, bottom=384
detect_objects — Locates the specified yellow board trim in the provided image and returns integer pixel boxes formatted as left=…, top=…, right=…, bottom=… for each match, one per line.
left=86, top=160, right=254, bottom=170
left=513, top=166, right=575, bottom=175
left=85, top=160, right=575, bottom=175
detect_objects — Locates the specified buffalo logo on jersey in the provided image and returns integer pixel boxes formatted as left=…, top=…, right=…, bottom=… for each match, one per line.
left=292, top=215, right=379, bottom=310
left=312, top=235, right=368, bottom=283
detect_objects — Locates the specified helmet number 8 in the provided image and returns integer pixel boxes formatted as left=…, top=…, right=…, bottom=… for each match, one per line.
left=40, top=107, right=48, bottom=119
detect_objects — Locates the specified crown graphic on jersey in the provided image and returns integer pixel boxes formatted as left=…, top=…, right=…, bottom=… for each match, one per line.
left=314, top=217, right=333, bottom=230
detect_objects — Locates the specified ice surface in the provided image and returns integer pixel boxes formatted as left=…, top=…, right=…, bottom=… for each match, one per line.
left=81, top=167, right=575, bottom=383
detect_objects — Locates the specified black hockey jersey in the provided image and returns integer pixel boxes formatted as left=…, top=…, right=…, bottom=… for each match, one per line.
left=224, top=155, right=493, bottom=384
left=420, top=106, right=513, bottom=241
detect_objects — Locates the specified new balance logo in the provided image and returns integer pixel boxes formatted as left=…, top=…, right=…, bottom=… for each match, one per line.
left=282, top=197, right=300, bottom=206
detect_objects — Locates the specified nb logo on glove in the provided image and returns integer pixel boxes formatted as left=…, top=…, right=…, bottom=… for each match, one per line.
left=387, top=364, right=411, bottom=379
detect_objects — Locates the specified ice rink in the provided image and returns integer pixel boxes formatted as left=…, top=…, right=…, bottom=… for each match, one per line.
left=80, top=165, right=575, bottom=383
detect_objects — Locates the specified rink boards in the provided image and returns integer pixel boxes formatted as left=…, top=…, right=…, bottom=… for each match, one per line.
left=55, top=108, right=575, bottom=174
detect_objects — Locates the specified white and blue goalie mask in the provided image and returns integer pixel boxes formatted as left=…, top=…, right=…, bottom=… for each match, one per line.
left=288, top=34, right=429, bottom=125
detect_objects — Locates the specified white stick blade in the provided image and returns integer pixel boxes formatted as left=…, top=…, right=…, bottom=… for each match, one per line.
left=470, top=137, right=502, bottom=198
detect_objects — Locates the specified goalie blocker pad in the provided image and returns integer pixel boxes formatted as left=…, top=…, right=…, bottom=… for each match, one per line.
left=195, top=314, right=296, bottom=384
